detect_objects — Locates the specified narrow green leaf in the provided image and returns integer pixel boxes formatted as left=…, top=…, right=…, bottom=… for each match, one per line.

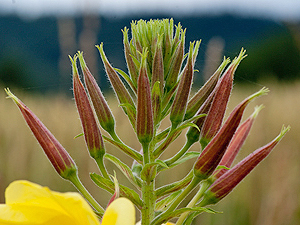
left=103, top=135, right=143, bottom=163
left=105, top=154, right=142, bottom=189
left=90, top=173, right=143, bottom=209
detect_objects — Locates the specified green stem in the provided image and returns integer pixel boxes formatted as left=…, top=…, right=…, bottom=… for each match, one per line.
left=176, top=180, right=212, bottom=225
left=68, top=173, right=105, bottom=217
left=141, top=140, right=155, bottom=225
left=141, top=180, right=155, bottom=225
left=143, top=142, right=150, bottom=165
left=160, top=176, right=201, bottom=217
left=110, top=129, right=122, bottom=143
left=165, top=139, right=194, bottom=166
left=95, top=155, right=110, bottom=180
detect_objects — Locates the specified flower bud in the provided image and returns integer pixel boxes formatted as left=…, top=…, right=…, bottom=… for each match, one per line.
left=77, top=52, right=116, bottom=137
left=170, top=41, right=198, bottom=128
left=165, top=30, right=185, bottom=92
left=5, top=88, right=77, bottom=179
left=193, top=87, right=268, bottom=180
left=122, top=27, right=139, bottom=87
left=151, top=35, right=164, bottom=95
left=136, top=49, right=154, bottom=146
left=96, top=43, right=136, bottom=129
left=70, top=55, right=105, bottom=160
left=213, top=105, right=263, bottom=179
left=202, top=126, right=290, bottom=205
left=185, top=57, right=230, bottom=120
left=200, top=49, right=247, bottom=145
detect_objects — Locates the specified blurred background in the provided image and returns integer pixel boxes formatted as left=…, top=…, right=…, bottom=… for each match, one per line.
left=0, top=0, right=300, bottom=224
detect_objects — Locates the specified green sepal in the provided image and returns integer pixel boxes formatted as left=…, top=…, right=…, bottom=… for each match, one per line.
left=105, top=154, right=142, bottom=189
left=90, top=172, right=143, bottom=209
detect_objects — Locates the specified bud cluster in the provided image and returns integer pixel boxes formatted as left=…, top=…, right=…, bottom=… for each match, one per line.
left=5, top=18, right=289, bottom=225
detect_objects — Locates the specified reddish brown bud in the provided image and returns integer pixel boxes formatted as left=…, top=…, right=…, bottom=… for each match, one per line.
left=170, top=41, right=198, bottom=128
left=77, top=52, right=116, bottom=136
left=203, top=126, right=290, bottom=205
left=185, top=57, right=230, bottom=120
left=136, top=49, right=154, bottom=146
left=5, top=88, right=77, bottom=179
left=194, top=87, right=268, bottom=180
left=213, top=105, right=263, bottom=179
left=71, top=55, right=105, bottom=160
left=201, top=49, right=247, bottom=144
left=96, top=43, right=136, bottom=129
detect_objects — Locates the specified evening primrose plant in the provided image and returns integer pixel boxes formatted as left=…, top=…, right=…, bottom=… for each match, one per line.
left=3, top=19, right=289, bottom=225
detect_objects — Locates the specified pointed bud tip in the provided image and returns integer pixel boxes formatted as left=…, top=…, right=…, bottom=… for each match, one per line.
left=277, top=125, right=290, bottom=141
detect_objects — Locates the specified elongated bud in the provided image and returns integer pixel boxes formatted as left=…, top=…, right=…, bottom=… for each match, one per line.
left=152, top=35, right=164, bottom=95
left=213, top=105, right=264, bottom=179
left=77, top=52, right=116, bottom=137
left=71, top=55, right=105, bottom=160
left=136, top=49, right=154, bottom=146
left=201, top=49, right=247, bottom=145
left=170, top=41, right=198, bottom=128
left=193, top=87, right=269, bottom=180
left=185, top=57, right=230, bottom=120
left=165, top=29, right=185, bottom=91
left=202, top=126, right=290, bottom=205
left=122, top=27, right=139, bottom=87
left=5, top=88, right=77, bottom=179
left=96, top=43, right=136, bottom=129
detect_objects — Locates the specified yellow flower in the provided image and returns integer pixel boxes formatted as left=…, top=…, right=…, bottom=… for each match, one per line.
left=0, top=180, right=135, bottom=225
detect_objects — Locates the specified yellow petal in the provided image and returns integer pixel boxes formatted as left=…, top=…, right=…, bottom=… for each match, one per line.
left=0, top=180, right=100, bottom=225
left=102, top=197, right=135, bottom=225
left=136, top=221, right=174, bottom=225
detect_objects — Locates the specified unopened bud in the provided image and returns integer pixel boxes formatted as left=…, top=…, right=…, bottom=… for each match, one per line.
left=136, top=49, right=154, bottom=146
left=213, top=105, right=264, bottom=179
left=202, top=126, right=290, bottom=205
left=194, top=87, right=268, bottom=180
left=170, top=41, right=199, bottom=128
left=71, top=55, right=105, bottom=160
left=5, top=88, right=77, bottom=179
left=77, top=52, right=116, bottom=137
left=185, top=57, right=230, bottom=120
left=96, top=43, right=136, bottom=129
left=200, top=49, right=247, bottom=145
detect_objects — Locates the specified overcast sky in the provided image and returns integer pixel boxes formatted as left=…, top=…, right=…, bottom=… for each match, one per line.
left=1, top=0, right=300, bottom=20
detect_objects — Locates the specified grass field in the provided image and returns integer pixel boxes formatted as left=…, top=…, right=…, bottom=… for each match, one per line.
left=0, top=81, right=299, bottom=224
